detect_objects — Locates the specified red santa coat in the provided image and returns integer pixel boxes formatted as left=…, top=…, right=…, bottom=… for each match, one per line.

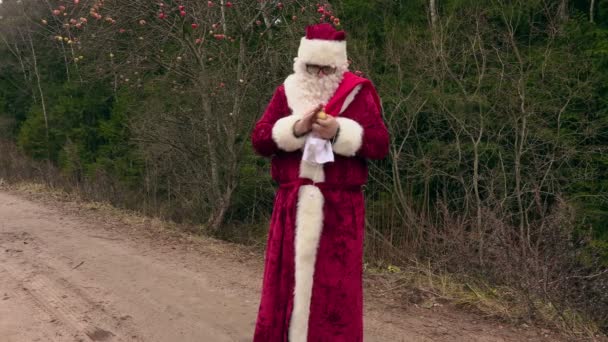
left=251, top=72, right=389, bottom=342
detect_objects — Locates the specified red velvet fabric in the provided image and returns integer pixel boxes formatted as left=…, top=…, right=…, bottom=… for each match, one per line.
left=324, top=72, right=381, bottom=118
left=251, top=74, right=389, bottom=341
left=306, top=23, right=346, bottom=41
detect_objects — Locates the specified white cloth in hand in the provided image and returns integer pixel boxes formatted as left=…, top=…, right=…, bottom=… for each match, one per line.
left=302, top=134, right=334, bottom=164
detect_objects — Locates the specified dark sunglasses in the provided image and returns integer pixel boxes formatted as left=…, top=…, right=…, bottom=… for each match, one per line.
left=306, top=64, right=337, bottom=75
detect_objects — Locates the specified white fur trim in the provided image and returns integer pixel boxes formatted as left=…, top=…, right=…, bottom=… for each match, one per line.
left=333, top=117, right=364, bottom=156
left=272, top=115, right=306, bottom=152
left=299, top=160, right=325, bottom=183
left=289, top=185, right=324, bottom=342
left=297, top=37, right=347, bottom=67
left=340, top=85, right=363, bottom=114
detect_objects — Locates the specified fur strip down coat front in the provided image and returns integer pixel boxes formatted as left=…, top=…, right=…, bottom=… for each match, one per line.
left=251, top=72, right=389, bottom=342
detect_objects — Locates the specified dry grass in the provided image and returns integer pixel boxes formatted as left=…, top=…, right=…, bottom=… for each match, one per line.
left=1, top=180, right=259, bottom=261
left=365, top=259, right=604, bottom=340
left=7, top=181, right=184, bottom=233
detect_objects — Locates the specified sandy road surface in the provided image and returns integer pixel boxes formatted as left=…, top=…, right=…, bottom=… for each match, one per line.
left=0, top=190, right=562, bottom=341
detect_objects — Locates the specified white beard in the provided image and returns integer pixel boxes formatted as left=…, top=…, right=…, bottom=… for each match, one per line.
left=283, top=59, right=347, bottom=116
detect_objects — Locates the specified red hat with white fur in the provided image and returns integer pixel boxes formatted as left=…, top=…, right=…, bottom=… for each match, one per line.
left=297, top=23, right=347, bottom=68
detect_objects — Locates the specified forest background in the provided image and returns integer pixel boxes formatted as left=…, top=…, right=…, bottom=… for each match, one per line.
left=1, top=0, right=607, bottom=337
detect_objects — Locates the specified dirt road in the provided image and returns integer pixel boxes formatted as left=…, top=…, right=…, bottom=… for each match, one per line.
left=0, top=189, right=561, bottom=342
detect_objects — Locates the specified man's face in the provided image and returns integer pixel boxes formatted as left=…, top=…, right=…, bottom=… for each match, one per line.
left=305, top=64, right=337, bottom=78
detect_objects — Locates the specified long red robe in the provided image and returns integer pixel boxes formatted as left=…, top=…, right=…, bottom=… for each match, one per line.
left=251, top=72, right=389, bottom=342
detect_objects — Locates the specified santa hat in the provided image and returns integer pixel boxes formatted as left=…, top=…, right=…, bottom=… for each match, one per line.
left=296, top=23, right=347, bottom=67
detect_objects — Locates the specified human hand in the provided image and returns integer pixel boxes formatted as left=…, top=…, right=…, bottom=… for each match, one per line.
left=293, top=104, right=323, bottom=137
left=312, top=114, right=339, bottom=140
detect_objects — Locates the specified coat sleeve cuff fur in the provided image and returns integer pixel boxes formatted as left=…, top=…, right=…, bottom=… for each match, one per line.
left=272, top=115, right=306, bottom=152
left=333, top=117, right=363, bottom=157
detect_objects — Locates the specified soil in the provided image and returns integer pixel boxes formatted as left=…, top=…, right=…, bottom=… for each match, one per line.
left=0, top=189, right=584, bottom=341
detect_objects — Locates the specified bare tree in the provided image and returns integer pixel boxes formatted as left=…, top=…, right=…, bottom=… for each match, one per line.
left=558, top=0, right=568, bottom=21
left=0, top=0, right=51, bottom=164
left=429, top=0, right=439, bottom=29
left=45, top=0, right=325, bottom=230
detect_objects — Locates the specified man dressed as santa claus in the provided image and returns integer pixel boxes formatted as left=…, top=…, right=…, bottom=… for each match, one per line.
left=251, top=23, right=390, bottom=342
